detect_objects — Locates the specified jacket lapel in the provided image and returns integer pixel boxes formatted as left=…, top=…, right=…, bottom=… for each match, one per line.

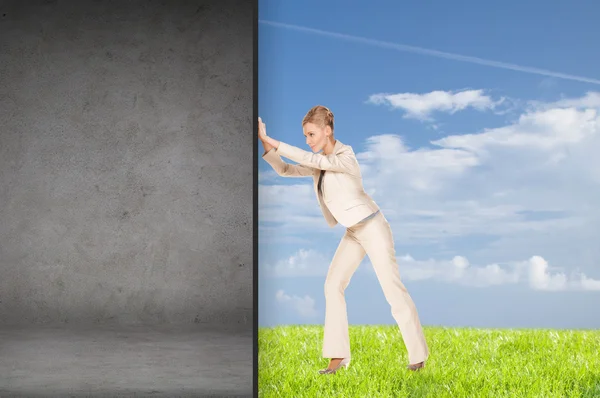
left=315, top=140, right=343, bottom=198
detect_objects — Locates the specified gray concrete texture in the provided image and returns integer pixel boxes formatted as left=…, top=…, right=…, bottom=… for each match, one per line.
left=0, top=325, right=252, bottom=397
left=0, top=0, right=254, bottom=327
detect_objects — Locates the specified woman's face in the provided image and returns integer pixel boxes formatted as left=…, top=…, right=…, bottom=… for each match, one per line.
left=303, top=122, right=331, bottom=153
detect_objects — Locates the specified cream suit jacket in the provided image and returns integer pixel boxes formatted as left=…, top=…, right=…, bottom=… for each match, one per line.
left=262, top=139, right=380, bottom=228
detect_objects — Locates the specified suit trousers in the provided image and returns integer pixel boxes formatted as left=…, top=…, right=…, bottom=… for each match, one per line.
left=322, top=211, right=429, bottom=364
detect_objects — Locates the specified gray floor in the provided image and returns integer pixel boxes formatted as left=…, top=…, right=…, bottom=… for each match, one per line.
left=0, top=325, right=252, bottom=397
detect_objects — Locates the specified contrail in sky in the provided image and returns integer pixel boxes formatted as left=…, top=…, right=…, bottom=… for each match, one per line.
left=259, top=20, right=600, bottom=86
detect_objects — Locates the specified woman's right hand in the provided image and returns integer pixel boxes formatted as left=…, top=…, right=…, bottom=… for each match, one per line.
left=258, top=117, right=268, bottom=141
left=258, top=117, right=274, bottom=152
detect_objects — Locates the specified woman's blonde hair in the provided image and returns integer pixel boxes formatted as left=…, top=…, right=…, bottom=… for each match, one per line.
left=302, top=105, right=334, bottom=133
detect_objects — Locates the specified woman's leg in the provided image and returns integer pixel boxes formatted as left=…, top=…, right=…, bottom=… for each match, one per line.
left=354, top=212, right=429, bottom=365
left=322, top=230, right=366, bottom=360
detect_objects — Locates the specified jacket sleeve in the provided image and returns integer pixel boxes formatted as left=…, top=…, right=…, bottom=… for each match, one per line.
left=261, top=148, right=315, bottom=177
left=275, top=141, right=359, bottom=175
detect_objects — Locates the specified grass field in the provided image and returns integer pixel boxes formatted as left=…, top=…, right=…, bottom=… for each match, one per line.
left=258, top=325, right=600, bottom=397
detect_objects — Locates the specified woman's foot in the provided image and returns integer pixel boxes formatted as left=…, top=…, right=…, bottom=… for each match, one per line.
left=319, top=358, right=350, bottom=374
left=407, top=361, right=425, bottom=371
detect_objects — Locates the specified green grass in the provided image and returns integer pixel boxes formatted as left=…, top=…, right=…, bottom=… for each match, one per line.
left=258, top=325, right=600, bottom=397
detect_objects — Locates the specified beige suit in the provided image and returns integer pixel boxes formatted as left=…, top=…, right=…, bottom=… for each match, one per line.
left=262, top=139, right=429, bottom=364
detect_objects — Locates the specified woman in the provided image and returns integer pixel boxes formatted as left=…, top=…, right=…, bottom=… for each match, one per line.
left=259, top=105, right=429, bottom=374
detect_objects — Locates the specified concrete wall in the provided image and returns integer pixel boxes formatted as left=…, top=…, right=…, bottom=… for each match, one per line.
left=0, top=0, right=253, bottom=328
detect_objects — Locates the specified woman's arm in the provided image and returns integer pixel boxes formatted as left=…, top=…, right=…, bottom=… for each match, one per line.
left=276, top=141, right=359, bottom=175
left=258, top=118, right=313, bottom=177
left=260, top=133, right=313, bottom=177
left=258, top=117, right=358, bottom=175
left=262, top=147, right=315, bottom=177
left=261, top=134, right=280, bottom=152
left=261, top=136, right=275, bottom=155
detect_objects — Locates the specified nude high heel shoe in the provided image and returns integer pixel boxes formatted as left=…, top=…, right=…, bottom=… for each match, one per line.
left=319, top=358, right=350, bottom=374
left=407, top=361, right=425, bottom=371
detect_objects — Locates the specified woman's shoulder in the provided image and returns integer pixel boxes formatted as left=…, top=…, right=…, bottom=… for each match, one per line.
left=334, top=140, right=356, bottom=155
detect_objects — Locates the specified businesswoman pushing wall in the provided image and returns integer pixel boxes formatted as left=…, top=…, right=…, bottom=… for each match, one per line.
left=259, top=105, right=429, bottom=374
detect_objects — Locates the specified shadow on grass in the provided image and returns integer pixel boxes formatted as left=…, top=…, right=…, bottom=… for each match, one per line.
left=579, top=376, right=600, bottom=398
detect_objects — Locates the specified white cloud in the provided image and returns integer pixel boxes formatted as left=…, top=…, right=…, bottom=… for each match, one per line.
left=536, top=91, right=600, bottom=110
left=258, top=182, right=335, bottom=245
left=432, top=107, right=597, bottom=152
left=356, top=134, right=479, bottom=193
left=275, top=289, right=318, bottom=318
left=262, top=249, right=330, bottom=277
left=355, top=92, right=600, bottom=246
left=259, top=91, right=600, bottom=280
left=580, top=275, right=600, bottom=291
left=367, top=89, right=501, bottom=120
left=258, top=170, right=278, bottom=183
left=264, top=249, right=600, bottom=292
left=389, top=254, right=600, bottom=291
left=527, top=256, right=568, bottom=291
left=259, top=183, right=319, bottom=223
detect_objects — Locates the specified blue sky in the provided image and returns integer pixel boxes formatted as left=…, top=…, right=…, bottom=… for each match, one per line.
left=257, top=0, right=600, bottom=330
